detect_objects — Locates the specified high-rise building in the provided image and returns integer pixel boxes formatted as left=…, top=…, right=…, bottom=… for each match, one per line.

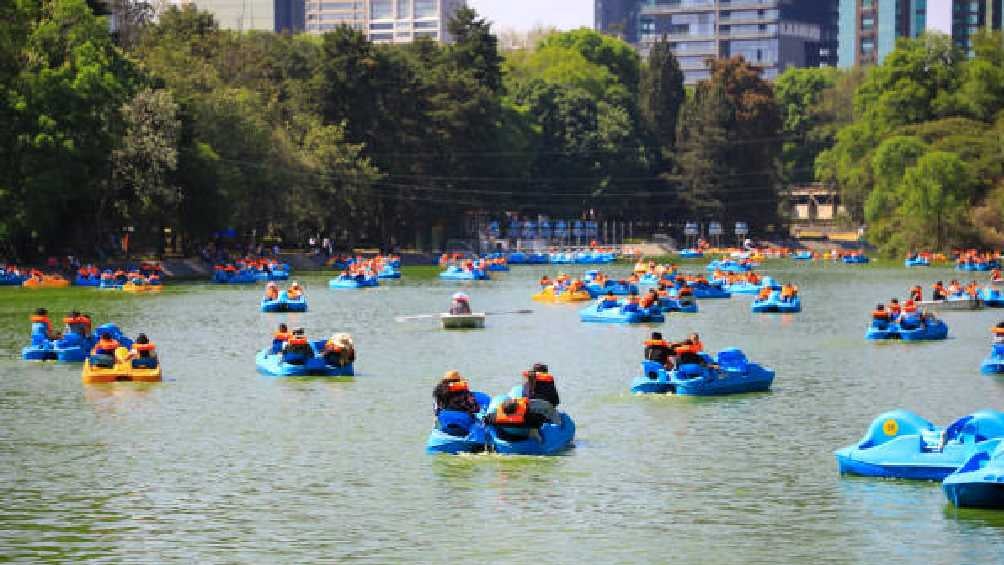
left=595, top=0, right=640, bottom=43
left=188, top=0, right=304, bottom=32
left=620, top=1, right=837, bottom=84
left=949, top=0, right=1004, bottom=51
left=305, top=0, right=466, bottom=43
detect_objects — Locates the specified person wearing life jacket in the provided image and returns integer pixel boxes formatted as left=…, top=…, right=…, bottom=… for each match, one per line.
left=993, top=322, right=1004, bottom=345
left=900, top=300, right=920, bottom=329
left=689, top=333, right=704, bottom=353
left=91, top=331, right=121, bottom=366
left=287, top=281, right=303, bottom=300
left=871, top=303, right=890, bottom=327
left=271, top=323, right=291, bottom=354
left=148, top=273, right=160, bottom=285
left=640, top=289, right=658, bottom=309
left=623, top=291, right=642, bottom=312
left=539, top=275, right=551, bottom=288
left=129, top=333, right=158, bottom=368
left=886, top=299, right=901, bottom=319
left=483, top=397, right=551, bottom=441
left=909, top=285, right=923, bottom=302
left=991, top=268, right=1003, bottom=283
left=757, top=286, right=771, bottom=301
left=644, top=331, right=674, bottom=368
left=780, top=284, right=796, bottom=302
left=322, top=333, right=355, bottom=367
left=947, top=280, right=962, bottom=296
left=599, top=290, right=619, bottom=309
left=264, top=282, right=280, bottom=301
left=63, top=310, right=92, bottom=338
left=522, top=363, right=560, bottom=407
left=932, top=281, right=947, bottom=301
left=449, top=292, right=472, bottom=315
left=432, top=370, right=480, bottom=416
left=30, top=308, right=56, bottom=339
left=673, top=339, right=705, bottom=367
left=282, top=329, right=313, bottom=365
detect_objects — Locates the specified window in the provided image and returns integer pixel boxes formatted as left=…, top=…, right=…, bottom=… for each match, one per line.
left=415, top=0, right=437, bottom=18
left=370, top=22, right=394, bottom=30
left=861, top=17, right=874, bottom=30
left=371, top=0, right=392, bottom=19
left=397, top=0, right=410, bottom=18
left=370, top=32, right=394, bottom=40
left=415, top=30, right=439, bottom=38
left=414, top=20, right=438, bottom=29
left=861, top=39, right=874, bottom=54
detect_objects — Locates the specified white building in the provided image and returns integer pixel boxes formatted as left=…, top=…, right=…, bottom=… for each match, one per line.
left=306, top=0, right=466, bottom=43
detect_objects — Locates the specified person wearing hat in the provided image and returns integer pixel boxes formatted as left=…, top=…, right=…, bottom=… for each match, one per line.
left=644, top=332, right=673, bottom=368
left=432, top=370, right=480, bottom=416
left=449, top=292, right=472, bottom=315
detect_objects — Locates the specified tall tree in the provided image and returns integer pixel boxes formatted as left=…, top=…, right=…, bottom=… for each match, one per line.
left=639, top=39, right=685, bottom=155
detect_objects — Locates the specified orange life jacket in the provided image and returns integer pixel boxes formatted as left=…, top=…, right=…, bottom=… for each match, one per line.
left=273, top=331, right=290, bottom=342
left=674, top=344, right=695, bottom=355
left=324, top=339, right=343, bottom=352
left=288, top=336, right=309, bottom=347
left=692, top=340, right=704, bottom=352
left=447, top=380, right=470, bottom=393
left=903, top=302, right=918, bottom=313
left=132, top=343, right=156, bottom=357
left=93, top=338, right=119, bottom=354
left=645, top=339, right=669, bottom=347
left=679, top=287, right=693, bottom=297
left=534, top=372, right=554, bottom=383
left=30, top=315, right=50, bottom=325
left=872, top=310, right=889, bottom=320
left=493, top=398, right=529, bottom=425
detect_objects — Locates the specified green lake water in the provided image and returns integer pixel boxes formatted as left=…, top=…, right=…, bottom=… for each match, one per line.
left=2, top=261, right=1004, bottom=562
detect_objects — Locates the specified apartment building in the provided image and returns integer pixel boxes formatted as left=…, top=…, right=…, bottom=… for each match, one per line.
left=306, top=0, right=466, bottom=42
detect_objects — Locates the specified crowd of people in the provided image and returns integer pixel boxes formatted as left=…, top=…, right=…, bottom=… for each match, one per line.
left=267, top=323, right=355, bottom=367
left=643, top=331, right=706, bottom=370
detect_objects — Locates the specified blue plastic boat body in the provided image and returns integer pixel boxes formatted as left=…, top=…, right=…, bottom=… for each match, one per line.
left=842, top=255, right=870, bottom=264
left=979, top=287, right=1004, bottom=307
left=687, top=282, right=731, bottom=299
left=658, top=296, right=698, bottom=314
left=329, top=275, right=379, bottom=288
left=678, top=249, right=703, bottom=259
left=905, top=257, right=930, bottom=267
left=835, top=409, right=1004, bottom=480
left=260, top=291, right=308, bottom=312
left=943, top=440, right=1004, bottom=508
left=791, top=251, right=813, bottom=260
left=865, top=317, right=948, bottom=341
left=751, top=292, right=802, bottom=313
left=255, top=342, right=354, bottom=377
left=579, top=302, right=665, bottom=323
left=630, top=350, right=774, bottom=396
left=438, top=266, right=489, bottom=281
left=981, top=343, right=1004, bottom=374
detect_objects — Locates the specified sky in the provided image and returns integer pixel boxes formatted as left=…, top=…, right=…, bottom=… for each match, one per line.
left=468, top=0, right=593, bottom=33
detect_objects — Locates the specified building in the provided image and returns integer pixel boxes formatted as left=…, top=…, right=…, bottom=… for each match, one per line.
left=949, top=0, right=1004, bottom=52
left=599, top=1, right=839, bottom=85
left=305, top=0, right=466, bottom=43
left=188, top=0, right=304, bottom=32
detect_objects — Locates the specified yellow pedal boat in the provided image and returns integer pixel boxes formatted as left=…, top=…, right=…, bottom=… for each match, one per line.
left=22, top=275, right=70, bottom=289
left=122, top=281, right=162, bottom=293
left=533, top=286, right=592, bottom=303
left=82, top=347, right=162, bottom=384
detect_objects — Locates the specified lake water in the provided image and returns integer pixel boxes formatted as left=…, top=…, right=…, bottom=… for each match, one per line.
left=2, top=262, right=1004, bottom=562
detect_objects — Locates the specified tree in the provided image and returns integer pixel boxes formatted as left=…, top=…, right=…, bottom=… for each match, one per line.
left=447, top=6, right=502, bottom=93
left=639, top=39, right=685, bottom=154
left=775, top=66, right=839, bottom=183
left=897, top=151, right=975, bottom=249
left=110, top=88, right=181, bottom=232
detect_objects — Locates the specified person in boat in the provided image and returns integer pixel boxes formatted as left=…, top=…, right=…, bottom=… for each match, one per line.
left=30, top=308, right=57, bottom=339
left=287, top=281, right=303, bottom=300
left=993, top=322, right=1004, bottom=345
left=991, top=268, right=1003, bottom=283
left=932, top=281, right=947, bottom=301
left=599, top=290, right=619, bottom=309
left=282, top=329, right=313, bottom=365
left=483, top=397, right=552, bottom=441
left=322, top=332, right=355, bottom=367
left=271, top=323, right=291, bottom=354
left=90, top=331, right=120, bottom=367
left=965, top=280, right=979, bottom=297
left=887, top=299, right=901, bottom=319
left=432, top=370, right=480, bottom=416
left=756, top=286, right=772, bottom=301
left=909, top=285, right=923, bottom=302
left=644, top=331, right=674, bottom=369
left=899, top=300, right=920, bottom=329
left=63, top=311, right=92, bottom=338
left=639, top=289, right=658, bottom=309
left=539, top=275, right=551, bottom=288
left=623, top=291, right=642, bottom=312
left=264, top=282, right=280, bottom=301
left=872, top=304, right=890, bottom=327
left=689, top=333, right=704, bottom=352
left=673, top=339, right=706, bottom=367
left=521, top=366, right=562, bottom=424
left=947, top=280, right=962, bottom=296
left=779, top=284, right=797, bottom=302
left=449, top=292, right=472, bottom=315
left=128, top=333, right=158, bottom=368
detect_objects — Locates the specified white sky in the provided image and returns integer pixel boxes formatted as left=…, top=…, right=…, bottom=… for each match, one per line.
left=467, top=0, right=593, bottom=32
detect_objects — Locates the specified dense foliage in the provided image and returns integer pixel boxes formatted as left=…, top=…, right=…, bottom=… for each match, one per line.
left=814, top=33, right=1004, bottom=254
left=15, top=1, right=1000, bottom=258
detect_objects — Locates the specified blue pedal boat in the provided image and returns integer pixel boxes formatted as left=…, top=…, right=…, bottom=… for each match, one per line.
left=579, top=302, right=664, bottom=323
left=982, top=344, right=1004, bottom=375
left=329, top=274, right=379, bottom=289
left=439, top=266, right=489, bottom=281
left=751, top=292, right=801, bottom=313
left=255, top=341, right=354, bottom=377
left=835, top=409, right=1004, bottom=480
left=865, top=316, right=948, bottom=341
left=943, top=439, right=1004, bottom=508
left=260, top=290, right=308, bottom=313
left=630, top=349, right=775, bottom=396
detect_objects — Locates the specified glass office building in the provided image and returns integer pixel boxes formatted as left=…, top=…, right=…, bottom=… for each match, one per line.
left=304, top=0, right=465, bottom=42
left=625, top=0, right=837, bottom=84
left=190, top=0, right=304, bottom=32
